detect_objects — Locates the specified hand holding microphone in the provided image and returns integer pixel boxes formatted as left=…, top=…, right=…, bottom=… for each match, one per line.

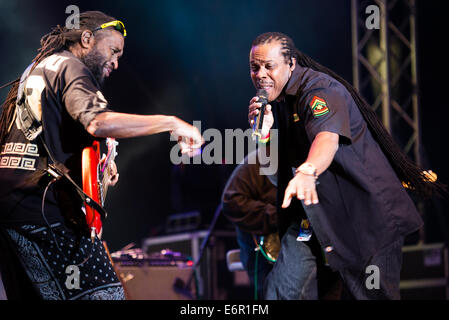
left=249, top=89, right=274, bottom=141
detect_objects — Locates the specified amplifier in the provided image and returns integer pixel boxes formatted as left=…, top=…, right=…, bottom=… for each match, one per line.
left=115, top=265, right=195, bottom=300
left=400, top=243, right=449, bottom=300
left=111, top=247, right=195, bottom=300
left=142, top=230, right=239, bottom=299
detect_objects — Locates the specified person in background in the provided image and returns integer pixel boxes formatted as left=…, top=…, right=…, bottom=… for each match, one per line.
left=222, top=150, right=278, bottom=299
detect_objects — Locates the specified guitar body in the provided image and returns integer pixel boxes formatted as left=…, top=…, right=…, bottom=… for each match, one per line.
left=81, top=138, right=118, bottom=239
left=82, top=141, right=103, bottom=237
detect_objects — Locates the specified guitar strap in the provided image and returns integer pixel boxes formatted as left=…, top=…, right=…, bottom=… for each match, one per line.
left=15, top=63, right=107, bottom=220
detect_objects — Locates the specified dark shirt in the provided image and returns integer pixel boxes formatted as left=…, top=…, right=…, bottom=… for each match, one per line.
left=222, top=151, right=278, bottom=235
left=0, top=50, right=112, bottom=227
left=274, top=65, right=423, bottom=270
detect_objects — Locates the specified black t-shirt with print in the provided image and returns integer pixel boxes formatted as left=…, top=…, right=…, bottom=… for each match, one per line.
left=0, top=50, right=112, bottom=227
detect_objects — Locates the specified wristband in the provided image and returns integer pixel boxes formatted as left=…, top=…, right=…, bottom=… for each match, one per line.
left=295, top=162, right=318, bottom=178
left=259, top=132, right=270, bottom=144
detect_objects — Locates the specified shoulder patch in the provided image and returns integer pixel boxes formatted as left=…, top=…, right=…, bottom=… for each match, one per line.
left=309, top=96, right=329, bottom=117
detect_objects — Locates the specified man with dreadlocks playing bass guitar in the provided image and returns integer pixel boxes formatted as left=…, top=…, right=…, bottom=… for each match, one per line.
left=0, top=11, right=203, bottom=300
left=247, top=32, right=445, bottom=300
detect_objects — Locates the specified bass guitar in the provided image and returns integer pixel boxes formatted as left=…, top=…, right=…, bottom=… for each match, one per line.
left=81, top=138, right=118, bottom=240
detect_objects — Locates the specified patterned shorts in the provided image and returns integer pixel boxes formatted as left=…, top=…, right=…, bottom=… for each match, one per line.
left=6, top=223, right=125, bottom=300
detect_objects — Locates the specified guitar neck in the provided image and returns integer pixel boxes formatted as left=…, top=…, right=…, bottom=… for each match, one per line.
left=99, top=138, right=118, bottom=205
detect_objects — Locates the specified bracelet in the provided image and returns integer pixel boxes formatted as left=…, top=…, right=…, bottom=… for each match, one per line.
left=259, top=132, right=270, bottom=144
left=295, top=162, right=318, bottom=178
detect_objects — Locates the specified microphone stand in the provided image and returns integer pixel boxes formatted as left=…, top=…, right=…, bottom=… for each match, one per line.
left=173, top=203, right=223, bottom=299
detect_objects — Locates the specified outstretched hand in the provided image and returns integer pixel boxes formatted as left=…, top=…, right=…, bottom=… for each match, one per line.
left=282, top=173, right=319, bottom=208
left=170, top=118, right=205, bottom=157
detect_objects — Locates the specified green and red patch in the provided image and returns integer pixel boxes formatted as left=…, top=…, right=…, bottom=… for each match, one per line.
left=309, top=96, right=329, bottom=117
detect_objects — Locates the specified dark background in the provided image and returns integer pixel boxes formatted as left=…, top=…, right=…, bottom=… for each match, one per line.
left=0, top=0, right=447, bottom=252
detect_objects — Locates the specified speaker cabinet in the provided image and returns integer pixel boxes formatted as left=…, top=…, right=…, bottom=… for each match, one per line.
left=142, top=230, right=239, bottom=299
left=115, top=265, right=195, bottom=300
left=400, top=243, right=449, bottom=300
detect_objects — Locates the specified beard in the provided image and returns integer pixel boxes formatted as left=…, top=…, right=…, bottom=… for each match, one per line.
left=81, top=47, right=107, bottom=87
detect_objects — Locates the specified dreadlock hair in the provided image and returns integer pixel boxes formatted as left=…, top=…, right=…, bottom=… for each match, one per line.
left=252, top=32, right=446, bottom=198
left=0, top=11, right=116, bottom=147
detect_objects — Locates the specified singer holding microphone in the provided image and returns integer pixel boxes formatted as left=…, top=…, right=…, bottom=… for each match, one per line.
left=247, top=32, right=441, bottom=300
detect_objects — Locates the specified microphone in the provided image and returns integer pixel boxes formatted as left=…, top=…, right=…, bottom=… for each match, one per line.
left=251, top=89, right=268, bottom=142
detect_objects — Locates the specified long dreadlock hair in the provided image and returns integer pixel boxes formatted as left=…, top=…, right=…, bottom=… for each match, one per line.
left=0, top=11, right=116, bottom=147
left=252, top=32, right=445, bottom=198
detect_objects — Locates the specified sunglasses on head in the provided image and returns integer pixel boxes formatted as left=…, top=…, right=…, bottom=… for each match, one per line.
left=93, top=20, right=127, bottom=37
